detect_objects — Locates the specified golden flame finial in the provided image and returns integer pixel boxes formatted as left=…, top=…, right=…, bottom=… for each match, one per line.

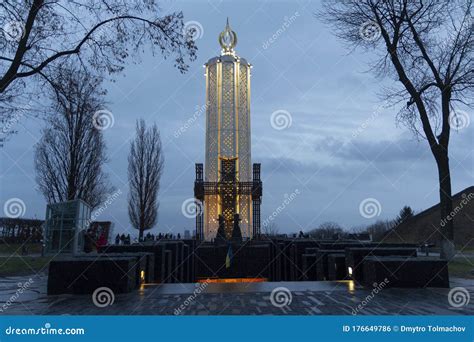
left=219, top=17, right=237, bottom=55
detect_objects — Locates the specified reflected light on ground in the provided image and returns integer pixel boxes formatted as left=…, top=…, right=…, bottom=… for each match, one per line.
left=335, top=280, right=356, bottom=294
left=348, top=280, right=355, bottom=293
left=198, top=278, right=267, bottom=283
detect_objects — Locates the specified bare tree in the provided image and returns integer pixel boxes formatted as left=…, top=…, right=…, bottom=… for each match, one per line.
left=262, top=222, right=280, bottom=237
left=309, top=221, right=344, bottom=240
left=318, top=0, right=474, bottom=259
left=356, top=219, right=397, bottom=242
left=0, top=0, right=198, bottom=126
left=34, top=66, right=113, bottom=208
left=128, top=119, right=164, bottom=240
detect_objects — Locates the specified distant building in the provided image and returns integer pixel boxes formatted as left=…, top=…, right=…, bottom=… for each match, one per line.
left=385, top=186, right=474, bottom=247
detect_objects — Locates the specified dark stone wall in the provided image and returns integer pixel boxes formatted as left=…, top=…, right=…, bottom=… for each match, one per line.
left=345, top=247, right=418, bottom=282
left=48, top=257, right=138, bottom=295
left=194, top=242, right=272, bottom=280
left=315, top=249, right=344, bottom=281
left=100, top=241, right=194, bottom=283
left=46, top=238, right=453, bottom=294
left=327, top=253, right=346, bottom=280
left=362, top=257, right=449, bottom=288
left=48, top=239, right=450, bottom=292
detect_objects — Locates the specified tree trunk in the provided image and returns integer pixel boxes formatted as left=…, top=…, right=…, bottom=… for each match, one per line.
left=139, top=228, right=144, bottom=241
left=435, top=150, right=455, bottom=260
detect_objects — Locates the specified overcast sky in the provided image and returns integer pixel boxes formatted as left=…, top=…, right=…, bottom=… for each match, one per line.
left=1, top=0, right=473, bottom=237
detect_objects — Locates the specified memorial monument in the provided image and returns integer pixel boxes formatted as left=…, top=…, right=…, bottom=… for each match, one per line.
left=194, top=19, right=262, bottom=241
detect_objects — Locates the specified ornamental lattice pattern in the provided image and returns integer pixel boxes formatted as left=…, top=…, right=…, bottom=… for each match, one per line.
left=206, top=63, right=218, bottom=182
left=220, top=63, right=235, bottom=157
left=203, top=56, right=252, bottom=239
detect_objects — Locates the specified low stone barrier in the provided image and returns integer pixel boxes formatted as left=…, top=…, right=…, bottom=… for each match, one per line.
left=48, top=257, right=138, bottom=295
left=315, top=249, right=344, bottom=281
left=302, top=254, right=317, bottom=280
left=327, top=253, right=346, bottom=280
left=346, top=247, right=417, bottom=282
left=362, top=256, right=449, bottom=288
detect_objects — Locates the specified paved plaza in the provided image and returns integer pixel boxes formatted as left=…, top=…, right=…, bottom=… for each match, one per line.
left=0, top=274, right=473, bottom=315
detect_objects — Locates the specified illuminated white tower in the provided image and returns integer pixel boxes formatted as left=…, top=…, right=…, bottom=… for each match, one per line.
left=195, top=19, right=255, bottom=240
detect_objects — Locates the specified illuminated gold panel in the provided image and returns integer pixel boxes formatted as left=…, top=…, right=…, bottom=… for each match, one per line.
left=204, top=53, right=252, bottom=240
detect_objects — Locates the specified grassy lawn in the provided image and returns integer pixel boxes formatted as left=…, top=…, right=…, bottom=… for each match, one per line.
left=459, top=247, right=474, bottom=254
left=0, top=256, right=53, bottom=277
left=0, top=243, right=43, bottom=256
left=448, top=257, right=474, bottom=279
left=0, top=244, right=50, bottom=276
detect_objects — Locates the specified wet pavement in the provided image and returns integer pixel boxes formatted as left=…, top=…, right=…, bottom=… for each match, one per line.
left=0, top=274, right=473, bottom=315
